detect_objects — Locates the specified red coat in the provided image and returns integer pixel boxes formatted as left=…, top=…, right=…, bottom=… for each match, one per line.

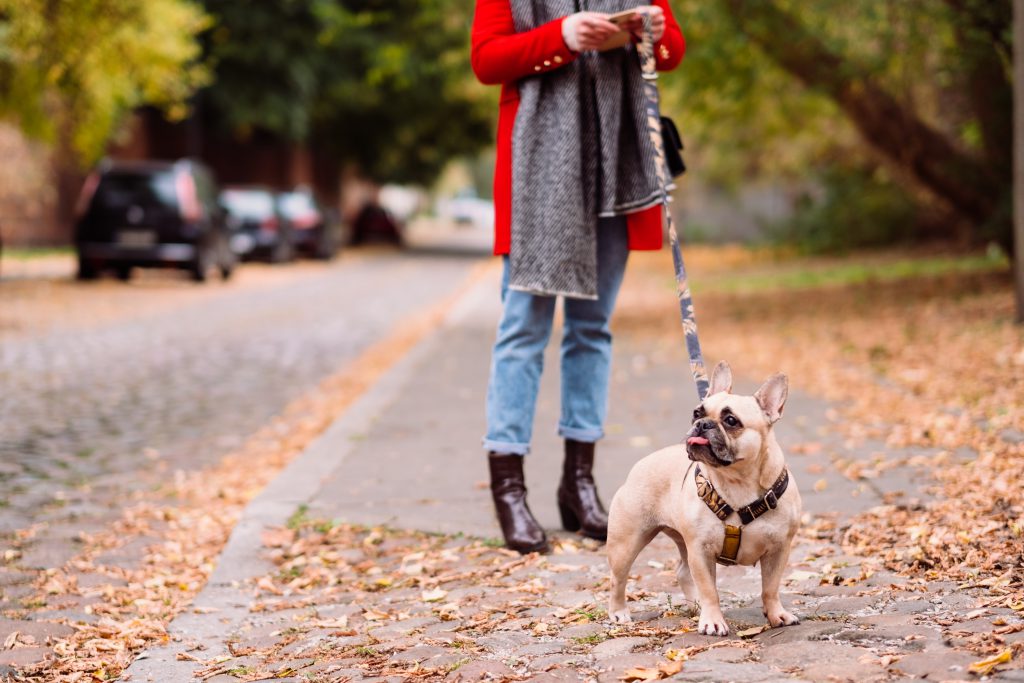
left=471, top=1, right=685, bottom=255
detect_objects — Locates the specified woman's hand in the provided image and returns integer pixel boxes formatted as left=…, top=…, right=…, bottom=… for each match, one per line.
left=624, top=5, right=665, bottom=43
left=562, top=12, right=621, bottom=52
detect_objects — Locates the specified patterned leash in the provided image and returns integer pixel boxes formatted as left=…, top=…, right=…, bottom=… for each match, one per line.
left=637, top=16, right=710, bottom=401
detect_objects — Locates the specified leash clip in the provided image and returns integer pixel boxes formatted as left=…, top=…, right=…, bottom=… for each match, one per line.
left=764, top=489, right=778, bottom=510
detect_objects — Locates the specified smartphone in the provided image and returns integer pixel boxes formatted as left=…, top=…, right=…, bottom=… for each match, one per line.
left=606, top=9, right=639, bottom=27
left=598, top=10, right=638, bottom=51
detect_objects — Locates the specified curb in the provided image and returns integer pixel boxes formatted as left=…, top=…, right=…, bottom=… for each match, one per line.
left=124, top=263, right=498, bottom=681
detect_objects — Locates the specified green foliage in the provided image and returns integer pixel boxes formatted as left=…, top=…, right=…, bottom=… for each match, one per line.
left=313, top=0, right=492, bottom=184
left=198, top=0, right=492, bottom=185
left=767, top=166, right=919, bottom=253
left=664, top=0, right=1013, bottom=248
left=0, top=0, right=209, bottom=165
left=200, top=0, right=324, bottom=140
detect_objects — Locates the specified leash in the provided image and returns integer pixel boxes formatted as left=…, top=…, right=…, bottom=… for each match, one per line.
left=637, top=18, right=790, bottom=566
left=637, top=17, right=709, bottom=402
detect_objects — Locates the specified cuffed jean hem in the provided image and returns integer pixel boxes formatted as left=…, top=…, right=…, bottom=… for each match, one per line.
left=482, top=438, right=530, bottom=456
left=557, top=425, right=604, bottom=443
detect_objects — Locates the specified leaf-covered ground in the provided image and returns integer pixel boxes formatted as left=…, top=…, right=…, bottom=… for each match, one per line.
left=3, top=246, right=1021, bottom=681
left=617, top=246, right=1023, bottom=612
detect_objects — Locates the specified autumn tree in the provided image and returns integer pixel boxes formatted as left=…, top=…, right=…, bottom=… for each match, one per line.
left=665, top=0, right=1014, bottom=251
left=198, top=0, right=492, bottom=187
left=0, top=0, right=210, bottom=237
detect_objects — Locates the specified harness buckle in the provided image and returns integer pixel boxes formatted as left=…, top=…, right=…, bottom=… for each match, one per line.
left=764, top=489, right=778, bottom=510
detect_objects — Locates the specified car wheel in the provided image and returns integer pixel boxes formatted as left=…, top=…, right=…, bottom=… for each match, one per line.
left=191, top=247, right=210, bottom=283
left=77, top=257, right=99, bottom=281
left=314, top=232, right=340, bottom=261
left=269, top=236, right=294, bottom=264
left=115, top=265, right=133, bottom=282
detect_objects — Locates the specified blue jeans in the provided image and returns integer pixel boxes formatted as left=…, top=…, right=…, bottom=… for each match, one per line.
left=484, top=216, right=630, bottom=455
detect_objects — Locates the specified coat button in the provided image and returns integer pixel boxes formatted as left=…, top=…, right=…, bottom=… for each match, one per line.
left=659, top=45, right=670, bottom=59
left=534, top=65, right=542, bottom=71
left=554, top=55, right=563, bottom=63
left=544, top=60, right=551, bottom=66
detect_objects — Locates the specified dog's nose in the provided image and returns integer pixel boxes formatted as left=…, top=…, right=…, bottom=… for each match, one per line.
left=691, top=418, right=716, bottom=435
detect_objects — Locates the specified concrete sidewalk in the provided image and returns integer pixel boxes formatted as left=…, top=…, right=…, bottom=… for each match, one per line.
left=124, top=266, right=1022, bottom=682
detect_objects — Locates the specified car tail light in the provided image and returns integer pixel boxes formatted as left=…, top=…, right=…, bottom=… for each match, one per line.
left=176, top=172, right=202, bottom=223
left=74, top=172, right=100, bottom=218
left=291, top=212, right=319, bottom=229
left=261, top=216, right=279, bottom=231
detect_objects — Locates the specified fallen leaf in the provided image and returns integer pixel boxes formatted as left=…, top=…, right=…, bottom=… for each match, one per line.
left=967, top=648, right=1011, bottom=676
left=737, top=625, right=768, bottom=639
left=363, top=609, right=390, bottom=621
left=814, top=478, right=829, bottom=492
left=620, top=666, right=662, bottom=682
left=3, top=632, right=18, bottom=649
left=664, top=648, right=687, bottom=662
left=659, top=661, right=684, bottom=676
left=421, top=588, right=447, bottom=602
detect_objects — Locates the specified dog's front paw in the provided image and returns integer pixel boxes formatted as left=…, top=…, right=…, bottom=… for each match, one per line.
left=609, top=608, right=633, bottom=624
left=697, top=610, right=730, bottom=636
left=766, top=609, right=799, bottom=628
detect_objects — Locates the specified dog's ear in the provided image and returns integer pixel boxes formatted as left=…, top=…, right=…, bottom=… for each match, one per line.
left=709, top=361, right=733, bottom=396
left=755, top=373, right=788, bottom=425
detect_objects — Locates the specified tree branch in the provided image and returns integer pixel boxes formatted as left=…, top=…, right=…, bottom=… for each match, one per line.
left=721, top=0, right=1004, bottom=227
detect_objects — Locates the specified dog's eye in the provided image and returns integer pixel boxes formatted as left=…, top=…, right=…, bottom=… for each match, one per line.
left=723, top=415, right=740, bottom=428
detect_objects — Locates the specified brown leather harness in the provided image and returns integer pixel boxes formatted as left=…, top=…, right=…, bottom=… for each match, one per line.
left=694, top=464, right=790, bottom=565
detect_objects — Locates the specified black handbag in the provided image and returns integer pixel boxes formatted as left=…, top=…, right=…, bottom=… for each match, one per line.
left=660, top=116, right=686, bottom=178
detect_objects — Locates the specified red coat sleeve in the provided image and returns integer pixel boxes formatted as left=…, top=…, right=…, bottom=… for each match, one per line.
left=471, top=0, right=578, bottom=85
left=653, top=0, right=685, bottom=71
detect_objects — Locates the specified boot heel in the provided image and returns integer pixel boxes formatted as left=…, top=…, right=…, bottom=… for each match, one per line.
left=559, top=497, right=581, bottom=532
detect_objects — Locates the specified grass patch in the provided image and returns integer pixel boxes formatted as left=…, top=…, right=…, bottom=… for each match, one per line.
left=481, top=537, right=505, bottom=548
left=573, top=633, right=607, bottom=645
left=446, top=657, right=470, bottom=673
left=693, top=251, right=1009, bottom=295
left=573, top=606, right=606, bottom=621
left=286, top=504, right=310, bottom=530
left=355, top=646, right=379, bottom=657
left=2, top=247, right=73, bottom=261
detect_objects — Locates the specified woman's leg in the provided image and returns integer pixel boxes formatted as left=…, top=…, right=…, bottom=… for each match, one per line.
left=484, top=257, right=558, bottom=454
left=557, top=216, right=630, bottom=540
left=559, top=216, right=630, bottom=442
left=484, top=257, right=557, bottom=553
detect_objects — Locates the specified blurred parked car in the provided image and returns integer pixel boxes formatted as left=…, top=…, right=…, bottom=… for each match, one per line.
left=277, top=189, right=342, bottom=260
left=74, top=159, right=235, bottom=282
left=350, top=202, right=402, bottom=246
left=436, top=190, right=494, bottom=233
left=220, top=186, right=294, bottom=263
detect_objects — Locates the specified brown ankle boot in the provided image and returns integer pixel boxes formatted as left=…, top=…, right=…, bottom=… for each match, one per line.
left=557, top=439, right=608, bottom=541
left=488, top=452, right=549, bottom=554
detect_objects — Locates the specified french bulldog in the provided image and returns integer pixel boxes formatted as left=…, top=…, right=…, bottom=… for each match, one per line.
left=606, top=361, right=802, bottom=636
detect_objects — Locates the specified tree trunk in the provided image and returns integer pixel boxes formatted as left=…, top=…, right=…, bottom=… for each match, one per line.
left=722, top=0, right=1006, bottom=237
left=1014, top=0, right=1024, bottom=322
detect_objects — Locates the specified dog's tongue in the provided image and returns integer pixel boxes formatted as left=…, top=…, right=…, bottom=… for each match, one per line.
left=687, top=436, right=709, bottom=446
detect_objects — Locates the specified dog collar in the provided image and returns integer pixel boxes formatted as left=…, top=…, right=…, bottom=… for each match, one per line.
left=694, top=464, right=789, bottom=565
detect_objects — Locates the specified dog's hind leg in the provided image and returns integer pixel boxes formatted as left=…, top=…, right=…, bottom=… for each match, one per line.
left=606, top=513, right=656, bottom=624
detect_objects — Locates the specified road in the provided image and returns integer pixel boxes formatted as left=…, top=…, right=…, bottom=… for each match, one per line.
left=0, top=243, right=487, bottom=605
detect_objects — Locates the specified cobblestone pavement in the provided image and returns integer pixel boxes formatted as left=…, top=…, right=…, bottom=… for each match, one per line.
left=0, top=248, right=486, bottom=662
left=120, top=266, right=1023, bottom=682
left=133, top=526, right=1023, bottom=683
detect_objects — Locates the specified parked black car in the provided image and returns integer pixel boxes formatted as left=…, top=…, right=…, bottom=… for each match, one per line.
left=74, top=159, right=235, bottom=282
left=277, top=189, right=342, bottom=260
left=220, top=186, right=294, bottom=263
